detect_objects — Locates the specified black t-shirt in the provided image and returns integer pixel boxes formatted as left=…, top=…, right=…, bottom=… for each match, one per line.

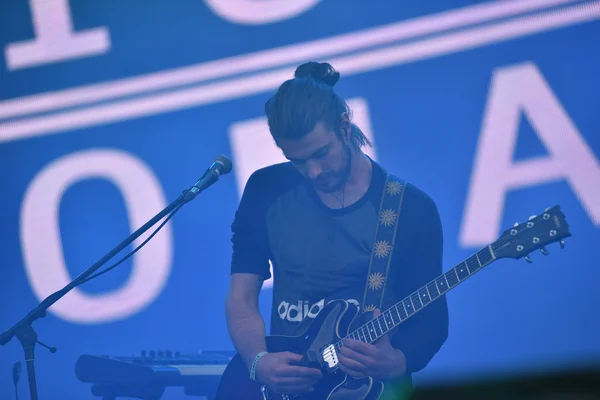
left=230, top=158, right=448, bottom=376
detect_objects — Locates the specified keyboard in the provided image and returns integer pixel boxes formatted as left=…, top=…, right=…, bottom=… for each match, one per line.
left=75, top=350, right=235, bottom=399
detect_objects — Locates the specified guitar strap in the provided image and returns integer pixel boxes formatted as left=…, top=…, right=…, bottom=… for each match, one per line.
left=360, top=173, right=407, bottom=313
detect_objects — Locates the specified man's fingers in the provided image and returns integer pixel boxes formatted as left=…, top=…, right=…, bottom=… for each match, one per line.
left=338, top=353, right=367, bottom=373
left=282, top=351, right=303, bottom=362
left=280, top=351, right=322, bottom=376
left=340, top=344, right=374, bottom=368
left=343, top=338, right=378, bottom=357
left=280, top=364, right=322, bottom=377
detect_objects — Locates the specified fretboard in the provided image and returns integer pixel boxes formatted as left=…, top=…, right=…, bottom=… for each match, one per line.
left=336, top=245, right=496, bottom=348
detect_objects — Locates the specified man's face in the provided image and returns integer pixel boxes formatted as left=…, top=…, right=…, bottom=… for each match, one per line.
left=277, top=121, right=351, bottom=193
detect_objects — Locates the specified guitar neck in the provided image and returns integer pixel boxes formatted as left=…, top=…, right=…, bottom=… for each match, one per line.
left=340, top=245, right=498, bottom=346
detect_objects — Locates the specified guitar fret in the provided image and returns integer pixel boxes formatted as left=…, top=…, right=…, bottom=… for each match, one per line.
left=404, top=299, right=414, bottom=316
left=419, top=287, right=431, bottom=305
left=382, top=314, right=390, bottom=330
left=411, top=293, right=423, bottom=309
left=456, top=264, right=469, bottom=281
left=445, top=269, right=459, bottom=286
left=465, top=260, right=471, bottom=274
left=475, top=252, right=482, bottom=268
left=377, top=314, right=390, bottom=332
left=367, top=322, right=377, bottom=341
left=425, top=285, right=432, bottom=299
left=363, top=326, right=371, bottom=342
left=434, top=279, right=442, bottom=294
left=466, top=257, right=480, bottom=274
left=397, top=303, right=408, bottom=320
left=391, top=307, right=400, bottom=324
left=373, top=319, right=382, bottom=337
left=488, top=245, right=496, bottom=260
left=480, top=247, right=493, bottom=266
left=378, top=317, right=385, bottom=334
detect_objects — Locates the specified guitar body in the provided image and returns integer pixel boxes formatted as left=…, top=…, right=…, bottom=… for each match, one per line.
left=215, top=300, right=384, bottom=400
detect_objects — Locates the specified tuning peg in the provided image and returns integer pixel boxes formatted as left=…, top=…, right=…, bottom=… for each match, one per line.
left=540, top=247, right=549, bottom=255
left=525, top=255, right=533, bottom=263
left=545, top=207, right=551, bottom=211
left=560, top=240, right=565, bottom=249
left=514, top=222, right=519, bottom=227
left=529, top=215, right=537, bottom=221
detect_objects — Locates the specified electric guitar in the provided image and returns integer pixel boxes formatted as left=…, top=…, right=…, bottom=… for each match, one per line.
left=215, top=205, right=571, bottom=400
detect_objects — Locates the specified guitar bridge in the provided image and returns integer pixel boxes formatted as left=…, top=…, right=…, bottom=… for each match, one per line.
left=322, top=344, right=339, bottom=370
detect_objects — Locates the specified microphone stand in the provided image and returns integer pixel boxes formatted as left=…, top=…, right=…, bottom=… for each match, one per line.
left=0, top=168, right=218, bottom=400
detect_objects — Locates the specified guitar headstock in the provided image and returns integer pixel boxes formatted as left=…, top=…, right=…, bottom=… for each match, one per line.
left=492, top=205, right=571, bottom=262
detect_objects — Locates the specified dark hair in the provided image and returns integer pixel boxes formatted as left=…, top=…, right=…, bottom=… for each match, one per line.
left=264, top=61, right=371, bottom=149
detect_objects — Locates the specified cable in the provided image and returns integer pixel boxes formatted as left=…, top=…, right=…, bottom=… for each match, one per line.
left=74, top=201, right=184, bottom=287
left=12, top=361, right=20, bottom=400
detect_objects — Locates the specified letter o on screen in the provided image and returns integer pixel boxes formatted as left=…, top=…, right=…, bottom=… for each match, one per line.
left=20, top=149, right=173, bottom=324
left=203, top=0, right=321, bottom=25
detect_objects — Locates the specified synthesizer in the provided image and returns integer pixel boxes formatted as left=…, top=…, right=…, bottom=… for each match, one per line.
left=75, top=350, right=235, bottom=400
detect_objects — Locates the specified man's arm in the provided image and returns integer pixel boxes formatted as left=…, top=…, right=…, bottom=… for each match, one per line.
left=225, top=273, right=267, bottom=370
left=225, top=169, right=323, bottom=393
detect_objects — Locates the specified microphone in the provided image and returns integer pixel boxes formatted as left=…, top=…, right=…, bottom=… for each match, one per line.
left=185, top=155, right=232, bottom=201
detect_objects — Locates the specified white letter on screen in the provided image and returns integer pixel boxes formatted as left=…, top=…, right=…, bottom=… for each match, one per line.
left=461, top=62, right=600, bottom=247
left=20, top=149, right=172, bottom=323
left=203, top=0, right=321, bottom=25
left=5, top=0, right=110, bottom=70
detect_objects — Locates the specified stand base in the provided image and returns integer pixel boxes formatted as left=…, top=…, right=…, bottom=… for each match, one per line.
left=15, top=324, right=38, bottom=400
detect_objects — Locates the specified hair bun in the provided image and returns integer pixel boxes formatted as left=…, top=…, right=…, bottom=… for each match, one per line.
left=294, top=61, right=340, bottom=87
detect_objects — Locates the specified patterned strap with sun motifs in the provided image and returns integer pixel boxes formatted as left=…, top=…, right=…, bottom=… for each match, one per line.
left=360, top=174, right=406, bottom=313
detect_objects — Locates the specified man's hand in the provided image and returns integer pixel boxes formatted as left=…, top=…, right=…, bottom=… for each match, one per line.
left=338, top=310, right=407, bottom=381
left=255, top=351, right=323, bottom=394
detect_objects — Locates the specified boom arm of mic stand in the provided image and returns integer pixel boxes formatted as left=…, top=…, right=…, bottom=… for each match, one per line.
left=0, top=188, right=194, bottom=400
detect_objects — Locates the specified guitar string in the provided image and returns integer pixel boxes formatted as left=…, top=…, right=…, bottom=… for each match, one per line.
left=268, top=230, right=561, bottom=397
left=333, top=231, right=560, bottom=350
left=336, top=251, right=493, bottom=348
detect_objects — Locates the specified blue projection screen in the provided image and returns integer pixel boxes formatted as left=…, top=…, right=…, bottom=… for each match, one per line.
left=1, top=1, right=599, bottom=399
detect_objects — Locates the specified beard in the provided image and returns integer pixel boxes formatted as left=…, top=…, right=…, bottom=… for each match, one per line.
left=313, top=142, right=352, bottom=193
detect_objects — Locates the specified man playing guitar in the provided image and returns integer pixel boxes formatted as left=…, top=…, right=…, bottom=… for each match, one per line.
left=219, top=61, right=449, bottom=399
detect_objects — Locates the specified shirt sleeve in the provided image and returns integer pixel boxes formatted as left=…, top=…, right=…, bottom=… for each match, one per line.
left=390, top=187, right=449, bottom=375
left=229, top=170, right=272, bottom=280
